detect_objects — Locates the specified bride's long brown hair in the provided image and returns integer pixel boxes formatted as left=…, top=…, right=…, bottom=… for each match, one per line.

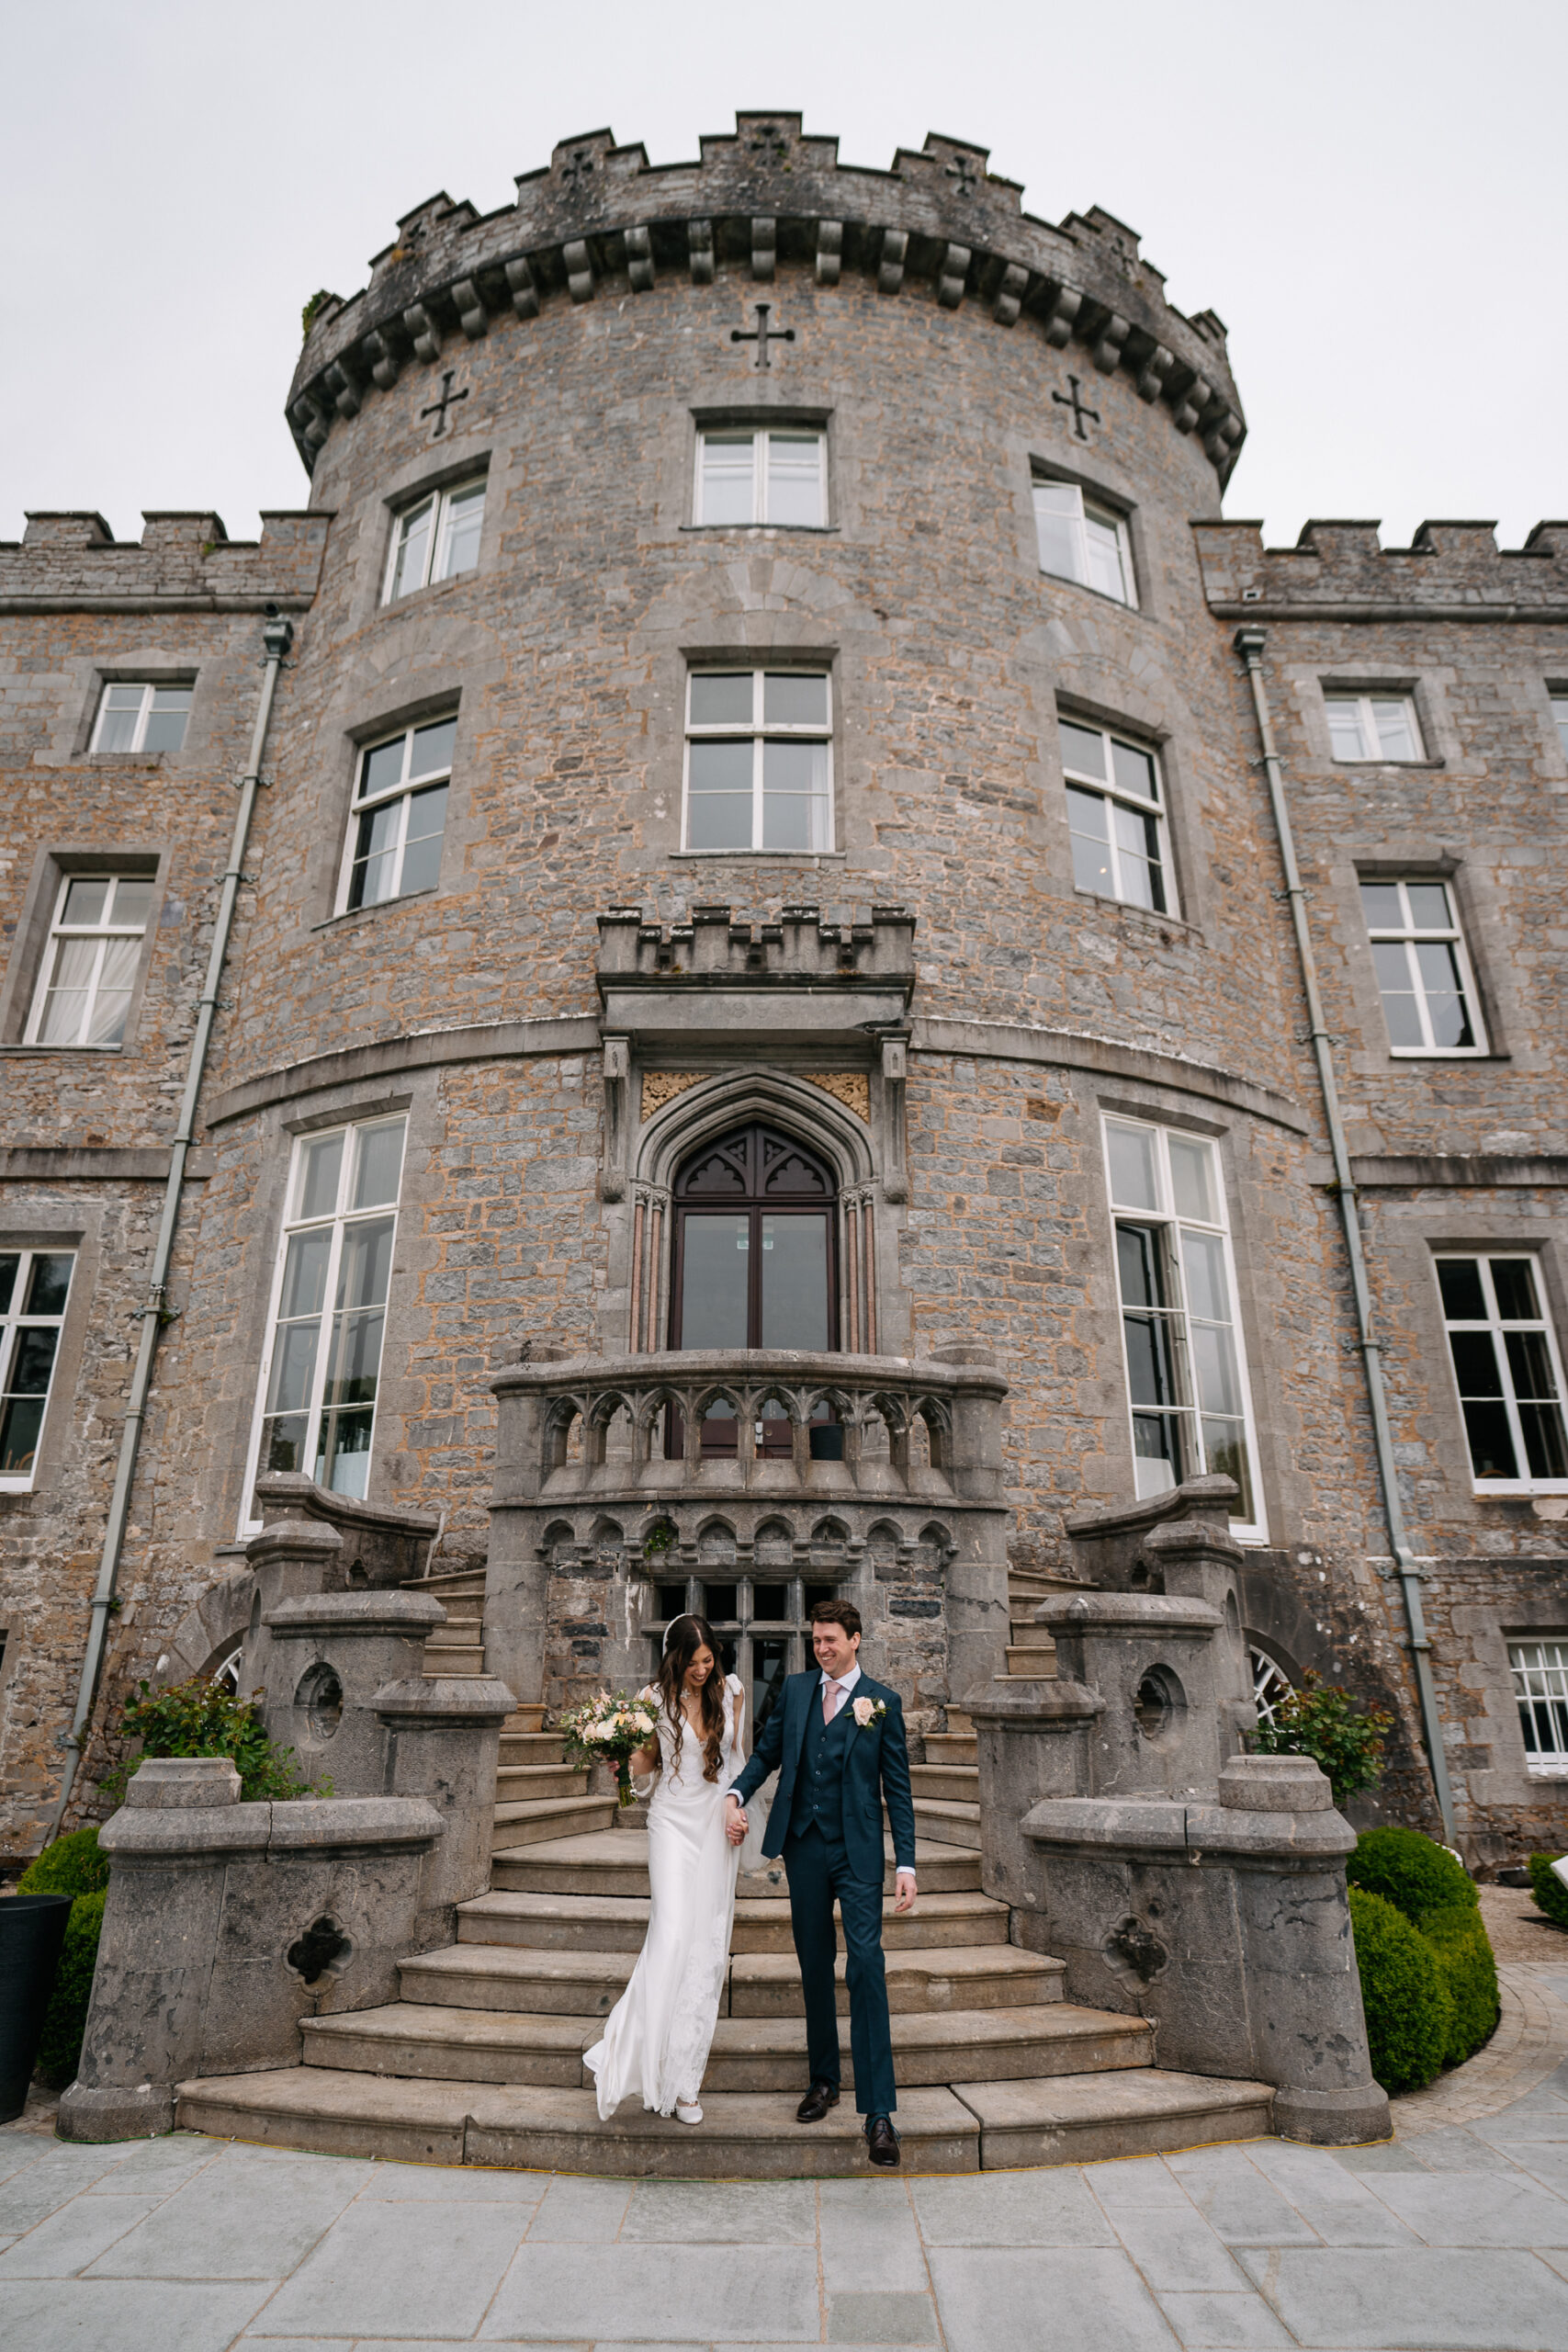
left=658, top=1614, right=727, bottom=1782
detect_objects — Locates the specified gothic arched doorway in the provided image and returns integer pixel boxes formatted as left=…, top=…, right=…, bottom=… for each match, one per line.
left=669, top=1122, right=839, bottom=1455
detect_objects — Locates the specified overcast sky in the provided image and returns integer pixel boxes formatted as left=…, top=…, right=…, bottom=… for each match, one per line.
left=3, top=0, right=1562, bottom=553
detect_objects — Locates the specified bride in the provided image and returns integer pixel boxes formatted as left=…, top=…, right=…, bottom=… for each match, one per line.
left=583, top=1614, right=746, bottom=2126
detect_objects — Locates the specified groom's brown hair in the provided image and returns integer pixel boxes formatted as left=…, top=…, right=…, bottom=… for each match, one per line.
left=809, top=1598, right=862, bottom=1641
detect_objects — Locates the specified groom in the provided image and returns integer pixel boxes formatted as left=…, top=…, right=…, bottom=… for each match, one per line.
left=725, top=1600, right=918, bottom=2167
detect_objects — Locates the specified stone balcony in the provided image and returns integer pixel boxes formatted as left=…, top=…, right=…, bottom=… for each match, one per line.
left=487, top=1346, right=1010, bottom=1722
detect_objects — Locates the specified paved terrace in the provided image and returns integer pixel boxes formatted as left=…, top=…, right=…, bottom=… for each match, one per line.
left=6, top=1945, right=1568, bottom=2352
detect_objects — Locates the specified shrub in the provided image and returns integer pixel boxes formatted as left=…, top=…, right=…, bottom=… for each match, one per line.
left=16, top=1826, right=108, bottom=1898
left=30, top=1892, right=106, bottom=2089
left=1347, top=1826, right=1477, bottom=1924
left=1529, top=1852, right=1568, bottom=1928
left=1251, top=1671, right=1394, bottom=1807
left=17, top=1830, right=113, bottom=2092
left=1422, top=1902, right=1501, bottom=2068
left=101, top=1675, right=324, bottom=1805
left=1348, top=1885, right=1453, bottom=2094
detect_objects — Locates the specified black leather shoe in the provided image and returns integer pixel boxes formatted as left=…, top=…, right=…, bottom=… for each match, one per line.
left=865, top=2114, right=900, bottom=2166
left=796, top=2080, right=840, bottom=2122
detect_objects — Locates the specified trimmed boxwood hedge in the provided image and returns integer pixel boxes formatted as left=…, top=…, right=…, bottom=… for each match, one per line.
left=30, top=1893, right=106, bottom=2088
left=1348, top=1888, right=1454, bottom=2094
left=1346, top=1828, right=1498, bottom=2091
left=1347, top=1826, right=1477, bottom=1922
left=16, top=1827, right=110, bottom=2090
left=1529, top=1853, right=1568, bottom=1928
left=15, top=1826, right=108, bottom=1900
left=1421, top=1901, right=1500, bottom=2070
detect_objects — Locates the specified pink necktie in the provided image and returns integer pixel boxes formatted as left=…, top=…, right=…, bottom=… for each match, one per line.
left=823, top=1679, right=843, bottom=1724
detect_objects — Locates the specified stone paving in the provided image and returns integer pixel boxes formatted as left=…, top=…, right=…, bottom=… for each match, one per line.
left=7, top=1964, right=1568, bottom=2352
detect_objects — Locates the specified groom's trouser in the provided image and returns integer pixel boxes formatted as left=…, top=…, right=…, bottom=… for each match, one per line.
left=783, top=1824, right=897, bottom=2116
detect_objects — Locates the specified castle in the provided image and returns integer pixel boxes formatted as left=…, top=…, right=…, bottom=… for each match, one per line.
left=5, top=113, right=1567, bottom=1899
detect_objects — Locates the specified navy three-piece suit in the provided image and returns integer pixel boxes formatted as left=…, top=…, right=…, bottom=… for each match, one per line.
left=728, top=1667, right=918, bottom=2116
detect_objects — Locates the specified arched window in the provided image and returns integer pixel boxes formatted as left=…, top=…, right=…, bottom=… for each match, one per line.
left=1249, top=1644, right=1293, bottom=1731
left=671, top=1125, right=838, bottom=1351
left=670, top=1124, right=839, bottom=1457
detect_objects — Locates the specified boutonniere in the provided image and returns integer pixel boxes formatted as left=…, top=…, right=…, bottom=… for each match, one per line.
left=851, top=1695, right=886, bottom=1729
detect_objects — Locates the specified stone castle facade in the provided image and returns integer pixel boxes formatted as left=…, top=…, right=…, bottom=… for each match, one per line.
left=4, top=115, right=1566, bottom=1871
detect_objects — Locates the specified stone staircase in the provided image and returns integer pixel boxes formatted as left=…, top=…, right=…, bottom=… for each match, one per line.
left=177, top=1566, right=1274, bottom=2173
left=907, top=1576, right=1059, bottom=1852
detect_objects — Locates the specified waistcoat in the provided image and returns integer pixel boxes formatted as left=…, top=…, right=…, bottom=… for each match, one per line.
left=789, top=1686, right=856, bottom=1842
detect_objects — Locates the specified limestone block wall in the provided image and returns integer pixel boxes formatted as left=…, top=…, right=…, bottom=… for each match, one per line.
left=1, top=118, right=1564, bottom=1864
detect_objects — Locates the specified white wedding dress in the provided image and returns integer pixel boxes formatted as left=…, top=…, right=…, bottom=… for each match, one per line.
left=583, top=1672, right=745, bottom=2120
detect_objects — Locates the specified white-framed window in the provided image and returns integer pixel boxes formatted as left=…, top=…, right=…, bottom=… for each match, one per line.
left=1325, top=693, right=1423, bottom=762
left=24, top=873, right=155, bottom=1048
left=90, top=683, right=191, bottom=754
left=1059, top=718, right=1173, bottom=915
left=245, top=1115, right=408, bottom=1518
left=0, top=1250, right=75, bottom=1489
left=1511, top=1640, right=1568, bottom=1772
left=384, top=478, right=486, bottom=603
left=1551, top=695, right=1568, bottom=761
left=1103, top=1115, right=1265, bottom=1538
left=695, top=430, right=825, bottom=527
left=1437, top=1254, right=1568, bottom=1491
left=1359, top=879, right=1484, bottom=1054
left=683, top=670, right=833, bottom=854
left=1033, top=481, right=1135, bottom=605
left=339, top=717, right=454, bottom=912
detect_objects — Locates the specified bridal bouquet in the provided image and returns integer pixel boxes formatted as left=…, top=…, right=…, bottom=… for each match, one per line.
left=558, top=1687, right=660, bottom=1807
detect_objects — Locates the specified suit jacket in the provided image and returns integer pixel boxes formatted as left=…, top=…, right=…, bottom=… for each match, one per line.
left=729, top=1668, right=918, bottom=1883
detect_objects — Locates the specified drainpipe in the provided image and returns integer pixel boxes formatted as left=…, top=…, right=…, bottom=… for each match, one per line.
left=1234, top=627, right=1458, bottom=1846
left=47, top=610, right=295, bottom=1838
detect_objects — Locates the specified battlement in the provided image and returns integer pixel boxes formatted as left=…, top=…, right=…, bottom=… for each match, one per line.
left=595, top=900, right=917, bottom=992
left=288, top=114, right=1245, bottom=486
left=0, top=509, right=332, bottom=612
left=1194, top=517, right=1568, bottom=619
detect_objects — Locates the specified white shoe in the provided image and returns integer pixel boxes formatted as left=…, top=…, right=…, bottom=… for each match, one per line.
left=675, top=2098, right=704, bottom=2125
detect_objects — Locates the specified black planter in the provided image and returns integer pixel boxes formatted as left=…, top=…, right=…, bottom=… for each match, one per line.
left=0, top=1893, right=73, bottom=2123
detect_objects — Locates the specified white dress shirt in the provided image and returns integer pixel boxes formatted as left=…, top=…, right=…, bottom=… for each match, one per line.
left=818, top=1661, right=862, bottom=1714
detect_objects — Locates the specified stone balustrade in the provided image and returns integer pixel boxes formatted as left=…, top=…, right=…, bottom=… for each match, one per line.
left=489, top=1346, right=1010, bottom=1721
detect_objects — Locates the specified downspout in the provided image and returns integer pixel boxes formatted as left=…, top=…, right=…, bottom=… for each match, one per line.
left=48, top=609, right=295, bottom=1838
left=1234, top=626, right=1458, bottom=1846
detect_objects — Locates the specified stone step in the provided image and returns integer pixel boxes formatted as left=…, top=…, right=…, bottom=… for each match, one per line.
left=729, top=1944, right=1063, bottom=2018
left=426, top=1643, right=486, bottom=1674
left=400, top=1939, right=1063, bottom=2021
left=1005, top=1645, right=1058, bottom=1678
left=506, top=1705, right=547, bottom=1733
left=951, top=2069, right=1276, bottom=2168
left=494, top=1763, right=591, bottom=1803
left=910, top=1763, right=980, bottom=1799
left=403, top=1565, right=488, bottom=1589
left=177, top=2069, right=981, bottom=2176
left=300, top=1999, right=1149, bottom=2092
left=922, top=1734, right=977, bottom=1763
left=491, top=1793, right=618, bottom=1845
left=912, top=1796, right=983, bottom=1851
left=944, top=1708, right=974, bottom=1734
left=455, top=1887, right=1010, bottom=1957
left=499, top=1732, right=568, bottom=1763
left=490, top=1829, right=982, bottom=1898
left=1007, top=1625, right=1056, bottom=1653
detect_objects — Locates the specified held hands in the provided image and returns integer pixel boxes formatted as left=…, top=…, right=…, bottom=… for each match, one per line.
left=724, top=1794, right=749, bottom=1847
left=893, top=1870, right=918, bottom=1915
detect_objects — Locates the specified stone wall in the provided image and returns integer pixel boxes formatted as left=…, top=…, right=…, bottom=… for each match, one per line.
left=1, top=117, right=1565, bottom=1865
